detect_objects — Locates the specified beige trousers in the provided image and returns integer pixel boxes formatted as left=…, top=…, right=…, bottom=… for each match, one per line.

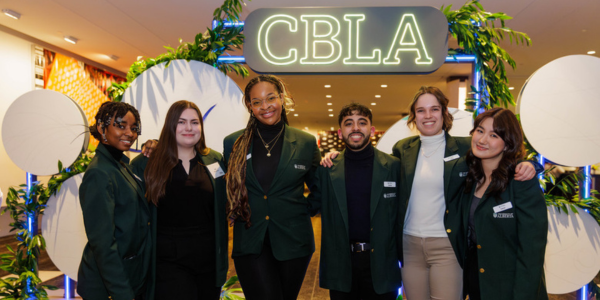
left=401, top=234, right=463, bottom=300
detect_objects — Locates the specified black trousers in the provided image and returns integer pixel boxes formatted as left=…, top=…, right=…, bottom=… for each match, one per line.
left=329, top=251, right=398, bottom=300
left=465, top=246, right=481, bottom=300
left=233, top=241, right=312, bottom=300
left=154, top=227, right=220, bottom=300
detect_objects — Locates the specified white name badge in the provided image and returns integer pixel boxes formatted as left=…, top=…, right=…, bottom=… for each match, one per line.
left=493, top=202, right=513, bottom=213
left=384, top=181, right=396, bottom=188
left=444, top=154, right=460, bottom=162
left=207, top=162, right=225, bottom=179
left=247, top=153, right=252, bottom=160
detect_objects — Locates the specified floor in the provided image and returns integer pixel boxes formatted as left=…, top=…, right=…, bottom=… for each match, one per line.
left=0, top=216, right=596, bottom=299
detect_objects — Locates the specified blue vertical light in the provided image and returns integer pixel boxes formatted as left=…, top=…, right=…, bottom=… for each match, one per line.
left=581, top=284, right=587, bottom=300
left=444, top=54, right=480, bottom=112
left=64, top=275, right=71, bottom=299
left=537, top=155, right=546, bottom=189
left=26, top=172, right=34, bottom=233
left=583, top=165, right=591, bottom=199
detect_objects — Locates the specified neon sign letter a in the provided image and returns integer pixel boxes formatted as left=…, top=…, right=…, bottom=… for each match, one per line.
left=383, top=14, right=433, bottom=65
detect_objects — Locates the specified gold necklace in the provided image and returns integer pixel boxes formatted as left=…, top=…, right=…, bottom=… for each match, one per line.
left=256, top=126, right=284, bottom=157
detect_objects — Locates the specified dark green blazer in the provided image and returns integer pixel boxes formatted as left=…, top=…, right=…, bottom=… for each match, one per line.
left=392, top=133, right=471, bottom=266
left=459, top=177, right=548, bottom=300
left=130, top=149, right=229, bottom=288
left=314, top=148, right=403, bottom=294
left=223, top=125, right=321, bottom=260
left=78, top=143, right=154, bottom=300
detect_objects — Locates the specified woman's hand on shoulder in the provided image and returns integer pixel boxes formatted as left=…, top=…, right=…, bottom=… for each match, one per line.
left=320, top=151, right=340, bottom=168
left=514, top=161, right=536, bottom=181
left=141, top=140, right=158, bottom=157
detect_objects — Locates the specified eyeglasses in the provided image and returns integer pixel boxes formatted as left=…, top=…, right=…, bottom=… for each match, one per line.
left=251, top=94, right=280, bottom=108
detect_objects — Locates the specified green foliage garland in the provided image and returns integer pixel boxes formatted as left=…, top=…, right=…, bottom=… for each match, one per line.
left=0, top=154, right=92, bottom=299
left=443, top=0, right=531, bottom=110
left=109, top=0, right=251, bottom=102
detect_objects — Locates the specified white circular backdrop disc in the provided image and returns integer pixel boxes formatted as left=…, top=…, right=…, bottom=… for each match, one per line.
left=545, top=206, right=600, bottom=294
left=1, top=90, right=89, bottom=175
left=122, top=60, right=249, bottom=153
left=517, top=55, right=600, bottom=166
left=41, top=174, right=87, bottom=280
left=376, top=108, right=473, bottom=154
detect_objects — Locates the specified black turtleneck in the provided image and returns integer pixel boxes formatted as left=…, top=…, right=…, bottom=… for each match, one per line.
left=344, top=143, right=375, bottom=243
left=252, top=120, right=285, bottom=193
left=103, top=143, right=124, bottom=161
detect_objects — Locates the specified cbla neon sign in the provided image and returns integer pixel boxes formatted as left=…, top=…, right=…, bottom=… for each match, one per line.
left=244, top=7, right=448, bottom=74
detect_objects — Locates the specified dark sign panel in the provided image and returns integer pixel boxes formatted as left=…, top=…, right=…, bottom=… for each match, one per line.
left=244, top=7, right=448, bottom=74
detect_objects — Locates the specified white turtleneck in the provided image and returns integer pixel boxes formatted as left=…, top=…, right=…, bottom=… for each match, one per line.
left=403, top=131, right=447, bottom=237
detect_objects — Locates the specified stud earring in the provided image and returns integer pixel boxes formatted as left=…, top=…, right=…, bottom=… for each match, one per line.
left=102, top=133, right=108, bottom=143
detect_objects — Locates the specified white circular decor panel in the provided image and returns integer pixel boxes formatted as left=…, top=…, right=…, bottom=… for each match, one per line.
left=122, top=60, right=249, bottom=153
left=517, top=55, right=600, bottom=166
left=545, top=206, right=600, bottom=294
left=376, top=108, right=473, bottom=154
left=2, top=90, right=89, bottom=175
left=41, top=174, right=87, bottom=280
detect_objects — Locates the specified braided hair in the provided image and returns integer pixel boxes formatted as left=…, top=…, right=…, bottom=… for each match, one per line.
left=225, top=75, right=295, bottom=227
left=89, top=101, right=141, bottom=142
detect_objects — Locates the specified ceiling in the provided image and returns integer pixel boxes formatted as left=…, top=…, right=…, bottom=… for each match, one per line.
left=0, top=0, right=598, bottom=132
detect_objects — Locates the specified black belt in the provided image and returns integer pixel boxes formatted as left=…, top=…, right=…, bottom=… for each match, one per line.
left=350, top=242, right=371, bottom=253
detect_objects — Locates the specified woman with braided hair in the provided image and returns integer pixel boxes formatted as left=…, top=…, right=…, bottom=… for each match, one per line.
left=78, top=102, right=154, bottom=300
left=223, top=74, right=321, bottom=300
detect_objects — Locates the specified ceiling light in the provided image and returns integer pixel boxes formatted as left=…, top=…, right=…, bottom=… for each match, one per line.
left=2, top=9, right=21, bottom=20
left=375, top=95, right=381, bottom=98
left=588, top=51, right=596, bottom=55
left=289, top=108, right=295, bottom=111
left=324, top=85, right=331, bottom=88
left=330, top=127, right=334, bottom=131
left=381, top=84, right=387, bottom=88
left=64, top=36, right=78, bottom=44
left=327, top=103, right=332, bottom=106
left=329, top=114, right=334, bottom=117
left=328, top=108, right=333, bottom=111
left=508, top=87, right=515, bottom=90
left=371, top=102, right=377, bottom=105
left=108, top=54, right=119, bottom=61
left=304, top=127, right=309, bottom=130
left=326, top=95, right=332, bottom=98
left=293, top=114, right=298, bottom=117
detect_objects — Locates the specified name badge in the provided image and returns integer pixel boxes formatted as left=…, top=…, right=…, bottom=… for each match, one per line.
left=383, top=193, right=397, bottom=198
left=444, top=154, right=460, bottom=162
left=294, top=164, right=307, bottom=170
left=493, top=202, right=513, bottom=213
left=459, top=172, right=468, bottom=177
left=207, top=162, right=225, bottom=178
left=384, top=181, right=396, bottom=188
left=247, top=153, right=252, bottom=160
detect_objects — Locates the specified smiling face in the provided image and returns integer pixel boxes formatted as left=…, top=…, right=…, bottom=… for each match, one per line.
left=249, top=81, right=283, bottom=126
left=338, top=111, right=375, bottom=151
left=471, top=117, right=506, bottom=166
left=175, top=108, right=202, bottom=150
left=414, top=93, right=444, bottom=136
left=99, top=111, right=139, bottom=151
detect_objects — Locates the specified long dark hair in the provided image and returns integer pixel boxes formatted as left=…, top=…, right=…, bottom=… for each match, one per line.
left=144, top=100, right=209, bottom=205
left=465, top=108, right=525, bottom=199
left=406, top=86, right=454, bottom=132
left=225, top=75, right=295, bottom=227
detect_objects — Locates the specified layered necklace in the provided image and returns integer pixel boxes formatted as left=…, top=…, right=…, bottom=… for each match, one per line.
left=256, top=125, right=284, bottom=157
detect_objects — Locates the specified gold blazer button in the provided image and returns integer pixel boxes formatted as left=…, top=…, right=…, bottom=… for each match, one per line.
left=265, top=216, right=270, bottom=220
left=480, top=268, right=485, bottom=273
left=446, top=229, right=451, bottom=233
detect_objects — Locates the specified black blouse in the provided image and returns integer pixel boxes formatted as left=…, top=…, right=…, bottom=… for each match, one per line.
left=157, top=154, right=215, bottom=230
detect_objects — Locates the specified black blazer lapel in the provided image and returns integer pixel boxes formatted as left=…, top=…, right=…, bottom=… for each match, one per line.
left=443, top=134, right=461, bottom=197
left=403, top=138, right=420, bottom=200
left=270, top=125, right=296, bottom=190
left=246, top=141, right=264, bottom=194
left=370, top=150, right=387, bottom=220
left=330, top=152, right=349, bottom=233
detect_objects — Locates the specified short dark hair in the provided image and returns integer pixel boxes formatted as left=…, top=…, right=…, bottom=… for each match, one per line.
left=338, top=102, right=372, bottom=126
